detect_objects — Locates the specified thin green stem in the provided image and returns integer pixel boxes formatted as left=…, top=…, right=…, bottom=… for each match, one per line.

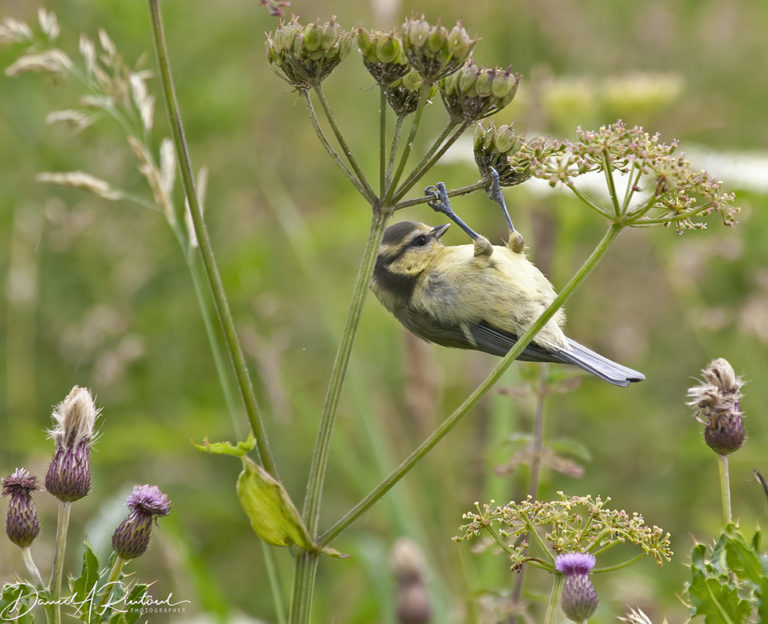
left=49, top=501, right=71, bottom=624
left=303, top=91, right=372, bottom=203
left=386, top=116, right=405, bottom=190
left=147, top=0, right=277, bottom=476
left=719, top=454, right=732, bottom=525
left=392, top=120, right=463, bottom=203
left=521, top=514, right=555, bottom=562
left=602, top=150, right=621, bottom=216
left=314, top=84, right=376, bottom=204
left=301, top=210, right=390, bottom=533
left=484, top=522, right=518, bottom=558
left=385, top=82, right=431, bottom=203
left=289, top=552, right=318, bottom=624
left=21, top=547, right=44, bottom=588
left=566, top=184, right=613, bottom=219
left=291, top=211, right=391, bottom=624
left=528, top=365, right=549, bottom=498
left=319, top=223, right=624, bottom=546
left=620, top=164, right=643, bottom=213
left=93, top=555, right=126, bottom=619
left=544, top=573, right=564, bottom=624
left=592, top=553, right=644, bottom=574
left=379, top=86, right=386, bottom=197
left=394, top=179, right=487, bottom=211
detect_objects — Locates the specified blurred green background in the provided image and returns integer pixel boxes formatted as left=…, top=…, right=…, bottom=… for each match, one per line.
left=0, top=0, right=766, bottom=622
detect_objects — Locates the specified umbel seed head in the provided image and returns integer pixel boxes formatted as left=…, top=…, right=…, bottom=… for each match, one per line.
left=401, top=15, right=476, bottom=82
left=112, top=484, right=171, bottom=560
left=45, top=386, right=99, bottom=502
left=266, top=16, right=352, bottom=90
left=687, top=358, right=745, bottom=455
left=2, top=468, right=40, bottom=548
left=356, top=28, right=410, bottom=87
left=474, top=123, right=543, bottom=187
left=440, top=61, right=519, bottom=122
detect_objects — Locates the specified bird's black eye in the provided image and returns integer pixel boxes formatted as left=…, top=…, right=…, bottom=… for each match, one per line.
left=412, top=235, right=428, bottom=247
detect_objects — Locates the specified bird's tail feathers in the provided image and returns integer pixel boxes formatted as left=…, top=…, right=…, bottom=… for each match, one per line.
left=560, top=338, right=645, bottom=387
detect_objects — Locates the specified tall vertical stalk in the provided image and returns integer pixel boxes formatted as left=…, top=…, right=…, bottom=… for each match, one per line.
left=147, top=0, right=276, bottom=476
left=49, top=501, right=71, bottom=624
left=544, top=573, right=565, bottom=624
left=718, top=454, right=732, bottom=525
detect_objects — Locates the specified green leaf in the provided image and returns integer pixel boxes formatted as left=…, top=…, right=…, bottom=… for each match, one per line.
left=0, top=582, right=36, bottom=623
left=71, top=543, right=101, bottom=610
left=236, top=457, right=347, bottom=558
left=549, top=438, right=593, bottom=463
left=237, top=456, right=313, bottom=549
left=193, top=432, right=256, bottom=457
left=109, top=584, right=148, bottom=624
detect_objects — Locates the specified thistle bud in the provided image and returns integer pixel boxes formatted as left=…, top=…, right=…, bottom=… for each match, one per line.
left=266, top=16, right=352, bottom=90
left=356, top=28, right=410, bottom=87
left=386, top=70, right=434, bottom=118
left=474, top=123, right=542, bottom=187
left=111, top=484, right=171, bottom=560
left=45, top=386, right=99, bottom=502
left=401, top=16, right=476, bottom=82
left=439, top=61, right=519, bottom=122
left=687, top=358, right=745, bottom=455
left=2, top=468, right=40, bottom=548
left=555, top=553, right=598, bottom=622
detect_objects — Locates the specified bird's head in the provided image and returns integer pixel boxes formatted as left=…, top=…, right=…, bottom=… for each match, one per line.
left=376, top=221, right=450, bottom=277
left=372, top=220, right=450, bottom=305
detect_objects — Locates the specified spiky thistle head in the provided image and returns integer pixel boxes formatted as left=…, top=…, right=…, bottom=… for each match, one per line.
left=45, top=386, right=100, bottom=502
left=111, top=484, right=171, bottom=560
left=2, top=468, right=40, bottom=548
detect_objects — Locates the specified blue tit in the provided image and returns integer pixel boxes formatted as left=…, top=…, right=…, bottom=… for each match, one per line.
left=370, top=173, right=644, bottom=387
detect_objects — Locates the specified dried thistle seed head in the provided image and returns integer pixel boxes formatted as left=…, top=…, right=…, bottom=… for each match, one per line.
left=440, top=61, right=519, bottom=122
left=386, top=69, right=432, bottom=117
left=687, top=358, right=745, bottom=455
left=111, top=484, right=171, bottom=560
left=2, top=468, right=40, bottom=548
left=356, top=27, right=410, bottom=86
left=45, top=386, right=100, bottom=502
left=401, top=16, right=476, bottom=82
left=266, top=16, right=352, bottom=90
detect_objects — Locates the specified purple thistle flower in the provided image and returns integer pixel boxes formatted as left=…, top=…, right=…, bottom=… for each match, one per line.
left=112, top=485, right=171, bottom=560
left=45, top=386, right=99, bottom=502
left=555, top=553, right=598, bottom=622
left=555, top=552, right=596, bottom=576
left=2, top=468, right=40, bottom=548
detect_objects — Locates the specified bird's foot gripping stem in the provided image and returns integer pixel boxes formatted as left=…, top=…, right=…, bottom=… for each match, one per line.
left=425, top=182, right=492, bottom=257
left=486, top=167, right=524, bottom=254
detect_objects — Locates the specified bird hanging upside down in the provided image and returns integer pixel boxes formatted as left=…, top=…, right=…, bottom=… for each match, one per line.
left=370, top=170, right=644, bottom=387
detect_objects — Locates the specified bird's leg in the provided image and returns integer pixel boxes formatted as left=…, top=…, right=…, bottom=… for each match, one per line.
left=425, top=182, right=492, bottom=257
left=486, top=167, right=524, bottom=253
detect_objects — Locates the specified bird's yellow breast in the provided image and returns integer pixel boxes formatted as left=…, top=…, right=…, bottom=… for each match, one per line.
left=415, top=243, right=568, bottom=350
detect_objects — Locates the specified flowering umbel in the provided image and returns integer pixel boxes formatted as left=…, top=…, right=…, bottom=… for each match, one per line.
left=556, top=553, right=599, bottom=622
left=2, top=468, right=40, bottom=548
left=687, top=358, right=745, bottom=455
left=45, top=386, right=99, bottom=502
left=111, top=484, right=171, bottom=560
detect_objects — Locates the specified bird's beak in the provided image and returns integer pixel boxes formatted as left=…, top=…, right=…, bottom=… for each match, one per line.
left=431, top=223, right=450, bottom=239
